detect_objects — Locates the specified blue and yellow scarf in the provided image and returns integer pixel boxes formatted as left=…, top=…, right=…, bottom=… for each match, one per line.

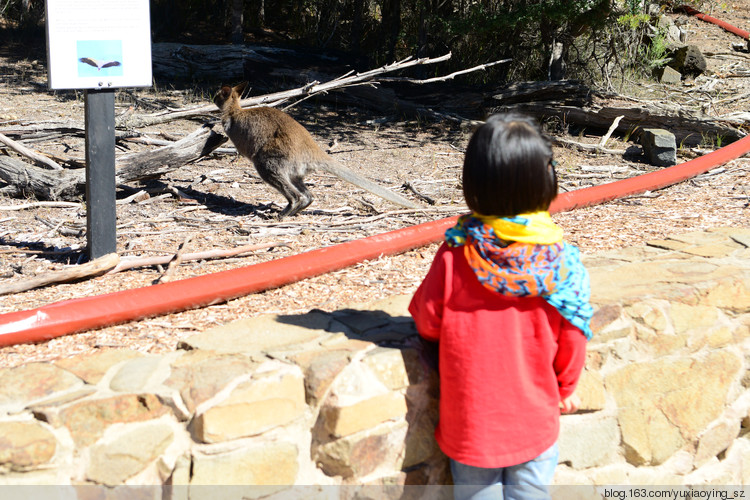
left=446, top=212, right=593, bottom=340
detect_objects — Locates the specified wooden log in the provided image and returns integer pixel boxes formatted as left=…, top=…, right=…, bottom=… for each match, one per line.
left=0, top=156, right=83, bottom=199
left=491, top=81, right=745, bottom=146
left=0, top=124, right=228, bottom=201
left=150, top=42, right=338, bottom=82
left=0, top=120, right=84, bottom=141
left=115, top=124, right=228, bottom=183
left=492, top=80, right=600, bottom=106
left=493, top=101, right=743, bottom=146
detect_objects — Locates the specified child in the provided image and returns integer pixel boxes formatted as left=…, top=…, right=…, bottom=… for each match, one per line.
left=408, top=113, right=593, bottom=500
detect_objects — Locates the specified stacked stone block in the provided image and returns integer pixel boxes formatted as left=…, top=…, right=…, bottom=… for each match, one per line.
left=0, top=228, right=748, bottom=495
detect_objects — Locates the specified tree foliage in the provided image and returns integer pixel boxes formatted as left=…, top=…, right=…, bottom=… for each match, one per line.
left=2, top=0, right=662, bottom=85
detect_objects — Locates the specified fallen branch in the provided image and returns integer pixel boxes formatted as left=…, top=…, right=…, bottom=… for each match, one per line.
left=381, top=58, right=511, bottom=84
left=116, top=53, right=454, bottom=128
left=416, top=107, right=484, bottom=127
left=0, top=132, right=64, bottom=170
left=0, top=201, right=81, bottom=211
left=599, top=115, right=624, bottom=149
left=115, top=124, right=228, bottom=184
left=552, top=137, right=627, bottom=155
left=553, top=115, right=628, bottom=156
left=155, top=234, right=193, bottom=284
left=0, top=124, right=227, bottom=200
left=0, top=253, right=119, bottom=296
left=402, top=181, right=436, bottom=205
left=116, top=190, right=150, bottom=205
left=109, top=241, right=287, bottom=274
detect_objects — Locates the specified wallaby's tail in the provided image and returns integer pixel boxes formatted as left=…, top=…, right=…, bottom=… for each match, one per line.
left=319, top=161, right=421, bottom=210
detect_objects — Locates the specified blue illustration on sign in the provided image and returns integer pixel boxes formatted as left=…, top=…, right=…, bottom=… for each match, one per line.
left=77, top=40, right=124, bottom=77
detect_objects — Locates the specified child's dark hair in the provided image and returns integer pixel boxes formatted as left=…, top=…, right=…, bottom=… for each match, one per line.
left=462, top=113, right=557, bottom=216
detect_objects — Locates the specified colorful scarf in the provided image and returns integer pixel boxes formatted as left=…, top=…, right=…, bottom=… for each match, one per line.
left=446, top=212, right=593, bottom=340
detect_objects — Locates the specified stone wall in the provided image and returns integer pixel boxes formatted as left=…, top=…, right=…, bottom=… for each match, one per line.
left=0, top=227, right=749, bottom=495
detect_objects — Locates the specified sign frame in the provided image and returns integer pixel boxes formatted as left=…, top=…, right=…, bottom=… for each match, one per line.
left=45, top=0, right=152, bottom=90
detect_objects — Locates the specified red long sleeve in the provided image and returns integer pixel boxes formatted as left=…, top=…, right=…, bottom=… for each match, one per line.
left=409, top=243, right=587, bottom=468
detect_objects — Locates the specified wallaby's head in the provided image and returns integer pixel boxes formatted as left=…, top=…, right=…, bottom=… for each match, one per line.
left=214, top=82, right=249, bottom=110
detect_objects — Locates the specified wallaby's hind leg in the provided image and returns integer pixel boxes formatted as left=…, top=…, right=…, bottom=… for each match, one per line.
left=253, top=157, right=312, bottom=218
left=290, top=176, right=313, bottom=214
left=275, top=174, right=312, bottom=218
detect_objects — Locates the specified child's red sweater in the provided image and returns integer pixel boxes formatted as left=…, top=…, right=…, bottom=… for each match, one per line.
left=409, top=243, right=588, bottom=468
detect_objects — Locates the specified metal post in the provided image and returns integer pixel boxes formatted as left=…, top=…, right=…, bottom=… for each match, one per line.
left=84, top=89, right=117, bottom=260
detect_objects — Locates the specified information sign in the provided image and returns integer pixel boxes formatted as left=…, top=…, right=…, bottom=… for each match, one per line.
left=45, top=0, right=152, bottom=90
left=45, top=0, right=153, bottom=259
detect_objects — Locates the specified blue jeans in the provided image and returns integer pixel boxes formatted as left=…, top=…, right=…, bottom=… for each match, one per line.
left=450, top=443, right=559, bottom=500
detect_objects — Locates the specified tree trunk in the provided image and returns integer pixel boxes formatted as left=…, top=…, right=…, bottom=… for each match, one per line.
left=351, top=0, right=364, bottom=53
left=248, top=0, right=265, bottom=29
left=381, top=0, right=401, bottom=61
left=231, top=0, right=244, bottom=44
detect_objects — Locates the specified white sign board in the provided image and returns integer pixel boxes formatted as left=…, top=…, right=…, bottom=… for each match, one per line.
left=45, top=0, right=152, bottom=90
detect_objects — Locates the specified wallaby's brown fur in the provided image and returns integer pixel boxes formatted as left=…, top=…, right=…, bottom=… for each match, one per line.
left=214, top=82, right=418, bottom=217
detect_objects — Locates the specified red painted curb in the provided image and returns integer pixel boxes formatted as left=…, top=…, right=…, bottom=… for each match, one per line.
left=2, top=94, right=750, bottom=345
left=550, top=135, right=750, bottom=212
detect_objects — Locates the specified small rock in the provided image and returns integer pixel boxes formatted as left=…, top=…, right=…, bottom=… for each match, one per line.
left=669, top=45, right=707, bottom=77
left=655, top=65, right=682, bottom=84
left=641, top=128, right=677, bottom=167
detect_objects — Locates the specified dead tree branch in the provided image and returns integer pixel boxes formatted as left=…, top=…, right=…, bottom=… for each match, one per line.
left=0, top=125, right=227, bottom=200
left=116, top=53, right=454, bottom=128
left=0, top=253, right=119, bottom=296
left=155, top=234, right=194, bottom=284
left=0, top=132, right=64, bottom=170
left=380, top=58, right=511, bottom=84
left=109, top=241, right=287, bottom=274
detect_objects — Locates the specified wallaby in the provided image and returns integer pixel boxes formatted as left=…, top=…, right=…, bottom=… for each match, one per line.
left=213, top=82, right=419, bottom=217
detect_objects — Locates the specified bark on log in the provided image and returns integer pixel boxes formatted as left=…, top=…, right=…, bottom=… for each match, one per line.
left=0, top=124, right=227, bottom=201
left=115, top=124, right=228, bottom=183
left=0, top=156, right=82, bottom=199
left=151, top=43, right=338, bottom=82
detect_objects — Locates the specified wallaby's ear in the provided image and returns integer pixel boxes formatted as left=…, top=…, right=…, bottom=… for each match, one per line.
left=234, top=81, right=249, bottom=97
left=214, top=85, right=233, bottom=108
left=214, top=85, right=232, bottom=103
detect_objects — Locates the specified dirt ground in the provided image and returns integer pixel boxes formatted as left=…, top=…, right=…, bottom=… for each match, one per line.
left=1, top=4, right=749, bottom=367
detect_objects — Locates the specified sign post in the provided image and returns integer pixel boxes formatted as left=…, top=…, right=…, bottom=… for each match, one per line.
left=84, top=89, right=117, bottom=258
left=45, top=0, right=152, bottom=260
